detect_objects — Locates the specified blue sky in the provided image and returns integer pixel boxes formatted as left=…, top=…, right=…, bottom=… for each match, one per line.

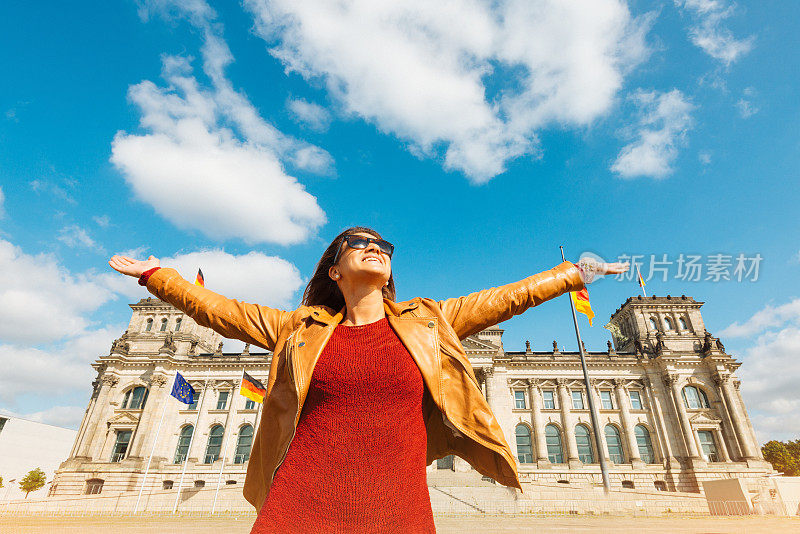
left=0, top=1, right=798, bottom=441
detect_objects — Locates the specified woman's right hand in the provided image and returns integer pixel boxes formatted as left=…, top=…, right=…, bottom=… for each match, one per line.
left=108, top=255, right=161, bottom=278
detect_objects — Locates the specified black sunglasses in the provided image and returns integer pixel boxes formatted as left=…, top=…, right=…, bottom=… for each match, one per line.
left=333, top=235, right=394, bottom=264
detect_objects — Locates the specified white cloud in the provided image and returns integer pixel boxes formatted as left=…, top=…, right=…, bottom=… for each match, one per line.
left=737, top=325, right=800, bottom=442
left=23, top=406, right=86, bottom=430
left=719, top=298, right=800, bottom=441
left=245, top=0, right=651, bottom=182
left=161, top=249, right=304, bottom=308
left=698, top=150, right=712, bottom=165
left=718, top=298, right=800, bottom=338
left=0, top=325, right=122, bottom=406
left=611, top=89, right=694, bottom=179
left=675, top=0, right=754, bottom=65
left=92, top=214, right=111, bottom=227
left=288, top=98, right=332, bottom=132
left=112, top=0, right=330, bottom=246
left=736, top=86, right=758, bottom=118
left=0, top=238, right=115, bottom=345
left=57, top=224, right=106, bottom=253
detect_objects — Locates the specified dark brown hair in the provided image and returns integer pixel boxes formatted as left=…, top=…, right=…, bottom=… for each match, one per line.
left=302, top=226, right=396, bottom=310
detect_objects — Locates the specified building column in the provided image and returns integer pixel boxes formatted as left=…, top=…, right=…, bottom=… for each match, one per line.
left=528, top=379, right=548, bottom=463
left=713, top=375, right=745, bottom=461
left=588, top=379, right=610, bottom=463
left=187, top=381, right=214, bottom=462
left=614, top=379, right=642, bottom=465
left=733, top=379, right=764, bottom=460
left=717, top=375, right=758, bottom=459
left=556, top=379, right=578, bottom=465
left=642, top=377, right=672, bottom=465
left=129, top=373, right=170, bottom=459
left=715, top=427, right=731, bottom=462
left=664, top=374, right=701, bottom=459
left=69, top=379, right=101, bottom=459
left=79, top=375, right=119, bottom=459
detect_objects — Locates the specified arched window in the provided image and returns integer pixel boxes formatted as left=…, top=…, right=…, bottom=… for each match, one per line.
left=545, top=424, right=563, bottom=464
left=194, top=480, right=205, bottom=488
left=234, top=425, right=254, bottom=464
left=604, top=425, right=625, bottom=463
left=175, top=317, right=182, bottom=331
left=121, top=386, right=148, bottom=410
left=654, top=480, right=667, bottom=491
left=621, top=480, right=635, bottom=489
left=649, top=318, right=658, bottom=331
left=679, top=317, right=688, bottom=330
left=575, top=424, right=594, bottom=463
left=664, top=317, right=673, bottom=330
left=635, top=425, right=655, bottom=464
left=174, top=425, right=193, bottom=464
left=162, top=480, right=174, bottom=490
left=682, top=385, right=710, bottom=409
left=204, top=425, right=225, bottom=463
left=160, top=318, right=168, bottom=331
left=85, top=478, right=104, bottom=495
left=226, top=480, right=237, bottom=485
left=145, top=318, right=153, bottom=332
left=514, top=424, right=533, bottom=464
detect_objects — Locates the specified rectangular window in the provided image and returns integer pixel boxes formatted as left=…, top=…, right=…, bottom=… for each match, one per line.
left=629, top=390, right=643, bottom=410
left=216, top=391, right=229, bottom=410
left=571, top=391, right=584, bottom=410
left=514, top=390, right=527, bottom=409
left=187, top=396, right=198, bottom=410
left=698, top=430, right=720, bottom=462
left=244, top=399, right=256, bottom=410
left=542, top=390, right=556, bottom=410
left=600, top=390, right=614, bottom=410
left=110, top=430, right=132, bottom=462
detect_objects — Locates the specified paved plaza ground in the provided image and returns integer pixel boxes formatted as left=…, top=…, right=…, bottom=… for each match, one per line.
left=0, top=515, right=798, bottom=533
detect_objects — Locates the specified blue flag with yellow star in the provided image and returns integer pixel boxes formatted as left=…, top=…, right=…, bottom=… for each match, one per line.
left=170, top=372, right=195, bottom=405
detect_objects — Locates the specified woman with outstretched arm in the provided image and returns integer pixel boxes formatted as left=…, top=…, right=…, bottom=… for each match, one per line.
left=109, top=226, right=628, bottom=534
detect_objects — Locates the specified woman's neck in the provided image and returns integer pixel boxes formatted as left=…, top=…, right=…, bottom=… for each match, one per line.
left=340, top=285, right=386, bottom=326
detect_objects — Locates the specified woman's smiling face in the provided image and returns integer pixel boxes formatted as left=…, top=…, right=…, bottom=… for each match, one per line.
left=329, top=231, right=392, bottom=286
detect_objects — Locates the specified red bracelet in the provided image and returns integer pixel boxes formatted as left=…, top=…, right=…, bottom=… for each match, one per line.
left=138, top=267, right=161, bottom=286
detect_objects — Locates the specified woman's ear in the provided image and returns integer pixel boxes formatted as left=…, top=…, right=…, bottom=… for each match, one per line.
left=328, top=265, right=340, bottom=280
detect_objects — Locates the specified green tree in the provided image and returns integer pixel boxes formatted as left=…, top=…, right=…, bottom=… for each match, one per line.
left=19, top=468, right=46, bottom=498
left=762, top=440, right=800, bottom=476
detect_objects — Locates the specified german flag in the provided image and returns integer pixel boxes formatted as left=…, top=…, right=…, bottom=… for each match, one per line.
left=194, top=268, right=204, bottom=287
left=571, top=287, right=594, bottom=326
left=636, top=265, right=646, bottom=288
left=240, top=372, right=266, bottom=404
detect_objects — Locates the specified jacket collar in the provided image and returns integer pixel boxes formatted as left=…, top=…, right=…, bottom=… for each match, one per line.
left=306, top=298, right=419, bottom=326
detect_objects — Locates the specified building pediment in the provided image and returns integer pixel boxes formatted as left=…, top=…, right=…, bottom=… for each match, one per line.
left=462, top=336, right=499, bottom=351
left=688, top=411, right=722, bottom=425
left=107, top=411, right=140, bottom=425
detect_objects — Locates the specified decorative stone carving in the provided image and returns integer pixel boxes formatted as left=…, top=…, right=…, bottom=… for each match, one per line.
left=215, top=342, right=224, bottom=356
left=483, top=366, right=494, bottom=377
left=110, top=331, right=131, bottom=354
left=161, top=332, right=177, bottom=352
left=607, top=340, right=615, bottom=355
left=242, top=343, right=250, bottom=355
left=556, top=377, right=569, bottom=387
left=150, top=374, right=168, bottom=388
left=189, top=339, right=199, bottom=356
left=715, top=337, right=726, bottom=353
left=655, top=331, right=666, bottom=354
left=702, top=331, right=714, bottom=354
left=525, top=340, right=531, bottom=352
left=662, top=374, right=678, bottom=387
left=552, top=340, right=559, bottom=353
left=101, top=375, right=119, bottom=388
left=613, top=378, right=626, bottom=389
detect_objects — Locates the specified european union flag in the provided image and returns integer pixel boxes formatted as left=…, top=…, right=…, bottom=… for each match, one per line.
left=171, top=372, right=195, bottom=405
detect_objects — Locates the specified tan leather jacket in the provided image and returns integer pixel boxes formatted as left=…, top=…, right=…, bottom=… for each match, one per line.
left=145, top=260, right=584, bottom=509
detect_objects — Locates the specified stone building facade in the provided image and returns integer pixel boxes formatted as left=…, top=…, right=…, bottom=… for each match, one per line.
left=52, top=294, right=773, bottom=497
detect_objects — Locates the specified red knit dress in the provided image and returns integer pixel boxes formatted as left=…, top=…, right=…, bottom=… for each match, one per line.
left=250, top=317, right=436, bottom=534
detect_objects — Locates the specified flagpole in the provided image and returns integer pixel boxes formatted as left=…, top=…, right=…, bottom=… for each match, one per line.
left=173, top=367, right=210, bottom=514
left=561, top=246, right=611, bottom=494
left=134, top=371, right=174, bottom=514
left=636, top=264, right=647, bottom=297
left=212, top=368, right=245, bottom=514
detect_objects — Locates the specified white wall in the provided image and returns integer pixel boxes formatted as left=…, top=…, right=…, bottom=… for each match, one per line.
left=0, top=413, right=77, bottom=501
